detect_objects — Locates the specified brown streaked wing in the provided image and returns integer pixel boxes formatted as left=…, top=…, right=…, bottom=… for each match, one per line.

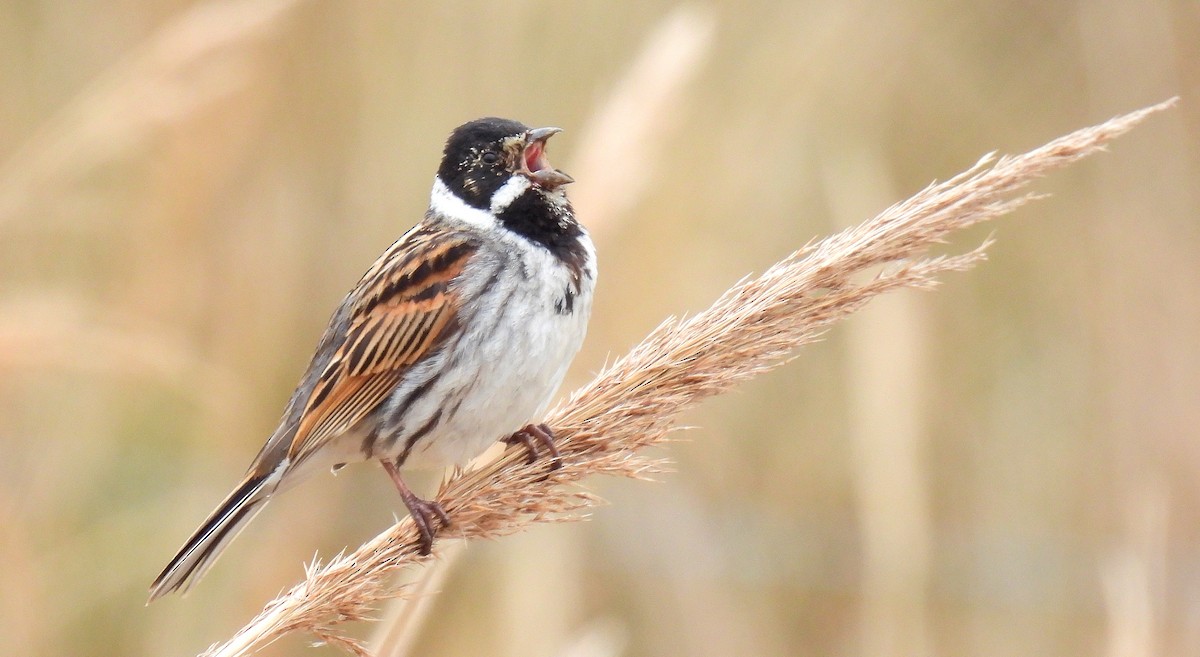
left=287, top=229, right=478, bottom=462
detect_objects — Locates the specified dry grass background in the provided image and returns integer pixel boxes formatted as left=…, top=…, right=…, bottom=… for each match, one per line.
left=0, top=2, right=1197, bottom=657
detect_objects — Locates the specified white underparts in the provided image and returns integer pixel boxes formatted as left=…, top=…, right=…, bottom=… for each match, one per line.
left=377, top=229, right=596, bottom=469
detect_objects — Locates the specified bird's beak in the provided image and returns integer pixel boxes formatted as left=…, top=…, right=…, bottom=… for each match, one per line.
left=521, top=127, right=574, bottom=190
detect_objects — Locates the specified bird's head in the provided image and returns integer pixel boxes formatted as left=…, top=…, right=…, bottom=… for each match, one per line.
left=435, top=117, right=574, bottom=213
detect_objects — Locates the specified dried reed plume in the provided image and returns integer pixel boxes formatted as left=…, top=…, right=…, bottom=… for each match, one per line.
left=202, top=99, right=1176, bottom=657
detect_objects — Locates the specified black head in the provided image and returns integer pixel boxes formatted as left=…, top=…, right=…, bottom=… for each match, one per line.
left=436, top=117, right=574, bottom=210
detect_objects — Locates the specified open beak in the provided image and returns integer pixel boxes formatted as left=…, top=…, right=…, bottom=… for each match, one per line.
left=520, top=127, right=574, bottom=190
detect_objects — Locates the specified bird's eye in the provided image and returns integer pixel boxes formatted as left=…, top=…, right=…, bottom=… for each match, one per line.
left=481, top=151, right=499, bottom=164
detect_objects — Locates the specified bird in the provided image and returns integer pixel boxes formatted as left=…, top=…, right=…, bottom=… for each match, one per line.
left=149, top=117, right=596, bottom=602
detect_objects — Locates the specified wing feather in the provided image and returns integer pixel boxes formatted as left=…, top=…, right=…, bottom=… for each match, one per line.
left=286, top=228, right=478, bottom=462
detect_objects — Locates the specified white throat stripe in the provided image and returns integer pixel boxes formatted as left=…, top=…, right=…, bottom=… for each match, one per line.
left=490, top=175, right=530, bottom=214
left=429, top=178, right=497, bottom=229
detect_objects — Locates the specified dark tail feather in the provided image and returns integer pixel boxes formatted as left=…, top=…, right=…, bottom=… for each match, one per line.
left=148, top=472, right=275, bottom=602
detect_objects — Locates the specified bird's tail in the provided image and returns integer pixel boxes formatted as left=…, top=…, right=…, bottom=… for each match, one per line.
left=148, top=470, right=278, bottom=602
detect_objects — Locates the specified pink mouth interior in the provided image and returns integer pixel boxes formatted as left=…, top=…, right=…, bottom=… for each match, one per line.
left=524, top=142, right=546, bottom=172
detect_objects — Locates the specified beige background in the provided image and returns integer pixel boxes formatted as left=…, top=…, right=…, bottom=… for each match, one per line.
left=1, top=1, right=1198, bottom=656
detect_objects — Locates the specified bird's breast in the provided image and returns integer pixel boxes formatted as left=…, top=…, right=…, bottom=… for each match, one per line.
left=374, top=231, right=595, bottom=469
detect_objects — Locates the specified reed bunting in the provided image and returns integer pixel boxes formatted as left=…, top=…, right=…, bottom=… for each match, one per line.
left=149, top=117, right=596, bottom=601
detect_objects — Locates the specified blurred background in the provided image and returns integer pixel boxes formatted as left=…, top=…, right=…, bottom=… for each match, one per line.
left=1, top=1, right=1198, bottom=656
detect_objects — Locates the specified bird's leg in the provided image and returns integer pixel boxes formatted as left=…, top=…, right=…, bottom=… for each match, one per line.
left=503, top=423, right=562, bottom=471
left=381, top=460, right=449, bottom=555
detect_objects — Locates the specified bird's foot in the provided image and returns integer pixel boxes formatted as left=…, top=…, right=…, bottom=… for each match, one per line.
left=405, top=495, right=450, bottom=556
left=503, top=423, right=562, bottom=472
left=382, top=460, right=449, bottom=555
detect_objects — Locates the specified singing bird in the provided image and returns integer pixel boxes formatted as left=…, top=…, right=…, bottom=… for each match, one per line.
left=149, top=118, right=596, bottom=601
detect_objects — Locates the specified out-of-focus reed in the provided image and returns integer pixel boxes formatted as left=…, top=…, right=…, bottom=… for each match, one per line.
left=2, top=2, right=1197, bottom=656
